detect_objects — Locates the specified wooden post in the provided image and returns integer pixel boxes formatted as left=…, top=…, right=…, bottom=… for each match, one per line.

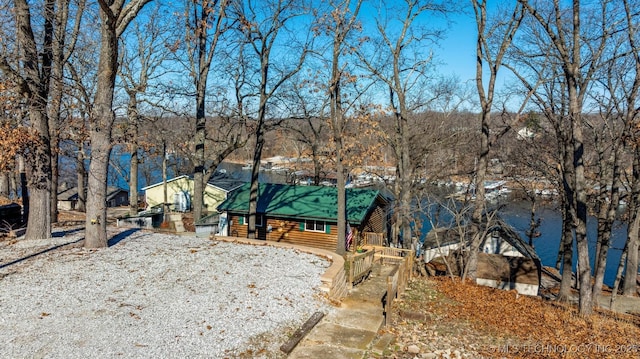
left=348, top=255, right=354, bottom=284
left=280, top=311, right=324, bottom=354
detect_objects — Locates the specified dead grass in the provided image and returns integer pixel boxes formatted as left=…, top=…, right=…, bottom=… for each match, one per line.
left=383, top=277, right=640, bottom=358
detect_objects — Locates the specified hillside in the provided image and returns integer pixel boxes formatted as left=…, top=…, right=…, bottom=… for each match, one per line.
left=379, top=278, right=640, bottom=358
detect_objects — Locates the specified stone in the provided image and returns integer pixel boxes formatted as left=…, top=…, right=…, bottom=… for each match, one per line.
left=399, top=309, right=428, bottom=322
left=423, top=353, right=437, bottom=359
left=408, top=345, right=420, bottom=354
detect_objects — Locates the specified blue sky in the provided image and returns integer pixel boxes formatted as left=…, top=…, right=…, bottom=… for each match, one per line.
left=355, top=1, right=514, bottom=111
left=357, top=1, right=479, bottom=84
left=438, top=12, right=478, bottom=85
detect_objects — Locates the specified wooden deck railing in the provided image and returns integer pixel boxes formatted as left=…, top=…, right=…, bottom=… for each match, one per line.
left=369, top=245, right=415, bottom=275
left=347, top=249, right=375, bottom=285
left=361, top=245, right=413, bottom=327
left=384, top=258, right=408, bottom=326
left=362, top=232, right=385, bottom=246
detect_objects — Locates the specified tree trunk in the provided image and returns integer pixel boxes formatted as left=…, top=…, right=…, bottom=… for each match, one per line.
left=23, top=96, right=52, bottom=240
left=592, top=144, right=622, bottom=299
left=526, top=198, right=538, bottom=247
left=556, top=122, right=576, bottom=301
left=127, top=95, right=139, bottom=217
left=193, top=92, right=206, bottom=221
left=18, top=156, right=29, bottom=224
left=23, top=126, right=52, bottom=239
left=247, top=44, right=271, bottom=240
left=329, top=25, right=346, bottom=255
left=558, top=203, right=575, bottom=301
left=610, top=240, right=628, bottom=308
left=85, top=131, right=111, bottom=248
left=396, top=109, right=413, bottom=249
left=464, top=229, right=483, bottom=281
left=622, top=147, right=640, bottom=295
left=14, top=0, right=53, bottom=240
left=190, top=0, right=218, bottom=222
left=623, top=211, right=640, bottom=295
left=472, top=112, right=489, bottom=223
left=248, top=121, right=264, bottom=240
left=129, top=147, right=139, bottom=216
left=85, top=5, right=118, bottom=248
left=48, top=0, right=72, bottom=226
left=10, top=170, right=18, bottom=200
left=312, top=144, right=320, bottom=186
left=468, top=109, right=490, bottom=280
left=50, top=146, right=59, bottom=223
left=335, top=139, right=346, bottom=255
left=77, top=143, right=86, bottom=212
left=570, top=91, right=593, bottom=315
left=162, top=140, right=169, bottom=215
left=0, top=172, right=9, bottom=197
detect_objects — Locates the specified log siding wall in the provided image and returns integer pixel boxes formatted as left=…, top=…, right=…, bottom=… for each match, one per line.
left=227, top=214, right=339, bottom=251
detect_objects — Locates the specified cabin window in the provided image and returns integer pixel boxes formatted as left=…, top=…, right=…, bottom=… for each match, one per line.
left=241, top=215, right=263, bottom=227
left=304, top=219, right=326, bottom=232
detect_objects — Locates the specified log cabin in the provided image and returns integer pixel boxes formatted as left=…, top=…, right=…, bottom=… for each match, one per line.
left=216, top=183, right=390, bottom=252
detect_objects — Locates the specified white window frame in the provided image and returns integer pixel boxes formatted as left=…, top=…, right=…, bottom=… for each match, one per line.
left=304, top=219, right=325, bottom=232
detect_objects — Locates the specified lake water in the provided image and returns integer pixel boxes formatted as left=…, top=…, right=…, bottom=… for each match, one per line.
left=412, top=194, right=626, bottom=287
left=106, top=152, right=289, bottom=191
left=103, top=152, right=626, bottom=286
left=500, top=201, right=627, bottom=287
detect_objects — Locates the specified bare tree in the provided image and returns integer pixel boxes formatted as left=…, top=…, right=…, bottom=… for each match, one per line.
left=230, top=0, right=311, bottom=239
left=48, top=0, right=85, bottom=223
left=517, top=0, right=614, bottom=315
left=618, top=0, right=640, bottom=297
left=319, top=0, right=364, bottom=254
left=467, top=0, right=524, bottom=279
left=84, top=0, right=152, bottom=248
left=117, top=4, right=173, bottom=216
left=357, top=0, right=456, bottom=249
left=66, top=32, right=100, bottom=213
left=177, top=0, right=229, bottom=221
left=280, top=74, right=330, bottom=186
left=589, top=76, right=631, bottom=299
left=506, top=27, right=578, bottom=300
left=0, top=0, right=58, bottom=240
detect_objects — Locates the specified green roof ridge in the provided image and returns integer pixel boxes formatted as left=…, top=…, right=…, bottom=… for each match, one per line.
left=216, top=183, right=382, bottom=225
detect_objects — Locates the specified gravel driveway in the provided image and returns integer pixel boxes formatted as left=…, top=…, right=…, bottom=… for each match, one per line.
left=0, top=228, right=333, bottom=358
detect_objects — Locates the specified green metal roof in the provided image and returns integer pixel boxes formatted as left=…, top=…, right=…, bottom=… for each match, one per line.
left=216, top=183, right=385, bottom=225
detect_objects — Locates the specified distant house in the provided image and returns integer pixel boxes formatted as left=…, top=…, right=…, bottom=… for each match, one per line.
left=142, top=175, right=245, bottom=213
left=57, top=187, right=129, bottom=210
left=517, top=127, right=536, bottom=140
left=287, top=170, right=338, bottom=186
left=215, top=183, right=390, bottom=251
left=422, top=218, right=541, bottom=296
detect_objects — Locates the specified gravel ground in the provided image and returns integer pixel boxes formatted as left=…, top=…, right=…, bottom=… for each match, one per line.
left=0, top=228, right=333, bottom=358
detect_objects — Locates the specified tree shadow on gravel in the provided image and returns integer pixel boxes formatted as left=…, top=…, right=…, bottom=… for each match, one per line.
left=52, top=227, right=84, bottom=237
left=0, top=237, right=84, bottom=269
left=108, top=228, right=140, bottom=247
left=1, top=228, right=141, bottom=270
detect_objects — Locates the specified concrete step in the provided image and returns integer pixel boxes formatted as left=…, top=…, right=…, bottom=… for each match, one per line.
left=173, top=220, right=185, bottom=232
left=324, top=303, right=384, bottom=331
left=370, top=333, right=396, bottom=356
left=288, top=263, right=396, bottom=359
